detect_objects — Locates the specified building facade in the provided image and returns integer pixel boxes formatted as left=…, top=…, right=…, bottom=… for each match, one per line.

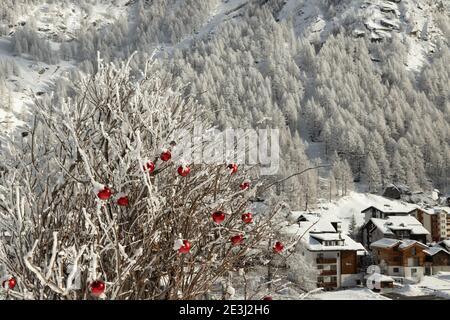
left=370, top=238, right=428, bottom=280
left=415, top=208, right=447, bottom=242
left=294, top=214, right=366, bottom=290
left=361, top=215, right=429, bottom=247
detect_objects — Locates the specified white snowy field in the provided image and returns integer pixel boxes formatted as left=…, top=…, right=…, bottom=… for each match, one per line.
left=305, top=287, right=389, bottom=300
left=305, top=273, right=450, bottom=300
left=395, top=272, right=450, bottom=299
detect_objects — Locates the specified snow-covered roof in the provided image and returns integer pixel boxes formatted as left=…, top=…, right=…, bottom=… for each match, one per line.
left=370, top=238, right=428, bottom=250
left=370, top=238, right=399, bottom=249
left=310, top=233, right=343, bottom=241
left=418, top=207, right=449, bottom=215
left=293, top=214, right=365, bottom=252
left=441, top=240, right=450, bottom=249
left=293, top=213, right=338, bottom=233
left=424, top=246, right=450, bottom=256
left=435, top=207, right=450, bottom=214
left=370, top=216, right=429, bottom=235
left=361, top=199, right=418, bottom=214
left=399, top=239, right=427, bottom=249
left=306, top=233, right=365, bottom=252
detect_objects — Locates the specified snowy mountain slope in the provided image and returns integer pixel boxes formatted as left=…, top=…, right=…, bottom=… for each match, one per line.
left=0, top=0, right=449, bottom=196
left=155, top=0, right=248, bottom=57
left=278, top=0, right=445, bottom=71
left=1, top=0, right=447, bottom=127
left=0, top=1, right=129, bottom=131
left=0, top=38, right=74, bottom=131
left=8, top=1, right=128, bottom=41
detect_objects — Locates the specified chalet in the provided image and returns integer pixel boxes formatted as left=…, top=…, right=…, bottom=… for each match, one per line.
left=438, top=239, right=450, bottom=251
left=382, top=184, right=439, bottom=206
left=294, top=214, right=366, bottom=290
left=361, top=215, right=429, bottom=247
left=370, top=238, right=428, bottom=280
left=382, top=183, right=411, bottom=199
left=362, top=201, right=418, bottom=223
left=415, top=208, right=447, bottom=242
left=423, top=246, right=450, bottom=275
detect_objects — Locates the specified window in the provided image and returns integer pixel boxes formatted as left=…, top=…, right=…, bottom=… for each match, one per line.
left=317, top=265, right=323, bottom=270
left=330, top=264, right=337, bottom=271
left=411, top=268, right=417, bottom=274
left=393, top=267, right=399, bottom=273
left=411, top=247, right=416, bottom=255
left=317, top=277, right=323, bottom=282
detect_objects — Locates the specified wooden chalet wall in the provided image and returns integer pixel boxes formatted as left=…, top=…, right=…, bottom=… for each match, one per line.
left=374, top=243, right=427, bottom=267
left=340, top=251, right=357, bottom=274
left=431, top=251, right=450, bottom=266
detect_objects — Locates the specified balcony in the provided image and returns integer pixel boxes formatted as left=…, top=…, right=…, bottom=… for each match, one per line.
left=320, top=270, right=337, bottom=276
left=316, top=257, right=337, bottom=264
left=317, top=282, right=337, bottom=289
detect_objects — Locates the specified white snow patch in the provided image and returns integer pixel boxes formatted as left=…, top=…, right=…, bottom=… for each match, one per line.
left=306, top=287, right=390, bottom=300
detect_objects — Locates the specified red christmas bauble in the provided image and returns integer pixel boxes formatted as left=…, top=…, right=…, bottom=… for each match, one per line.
left=211, top=211, right=226, bottom=224
left=272, top=241, right=284, bottom=253
left=239, top=181, right=250, bottom=190
left=178, top=240, right=191, bottom=254
left=160, top=150, right=172, bottom=162
left=117, top=196, right=129, bottom=206
left=230, top=234, right=243, bottom=246
left=262, top=296, right=273, bottom=300
left=90, top=280, right=105, bottom=297
left=143, top=161, right=155, bottom=173
left=2, top=277, right=16, bottom=290
left=177, top=166, right=190, bottom=177
left=227, top=163, right=238, bottom=174
left=97, top=187, right=112, bottom=200
left=241, top=213, right=253, bottom=224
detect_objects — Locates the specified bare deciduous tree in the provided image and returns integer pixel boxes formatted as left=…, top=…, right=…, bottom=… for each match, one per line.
left=0, top=55, right=284, bottom=300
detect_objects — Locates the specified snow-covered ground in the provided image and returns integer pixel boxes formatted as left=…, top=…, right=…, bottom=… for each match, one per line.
left=305, top=273, right=450, bottom=300
left=396, top=273, right=450, bottom=299
left=306, top=287, right=389, bottom=300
